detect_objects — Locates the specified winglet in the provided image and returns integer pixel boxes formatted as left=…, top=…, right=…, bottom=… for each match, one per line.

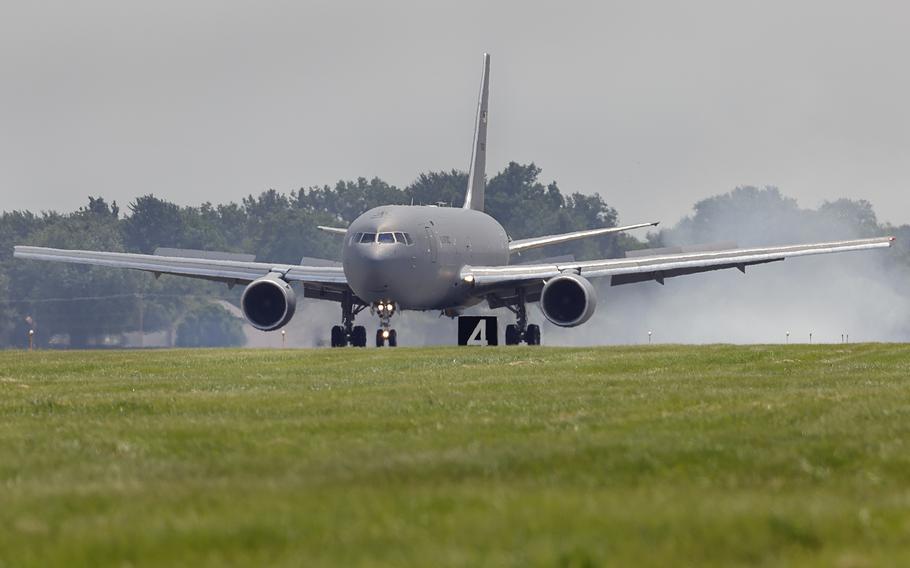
left=463, top=53, right=490, bottom=211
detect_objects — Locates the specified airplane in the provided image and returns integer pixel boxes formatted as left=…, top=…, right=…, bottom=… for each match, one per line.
left=14, top=54, right=895, bottom=347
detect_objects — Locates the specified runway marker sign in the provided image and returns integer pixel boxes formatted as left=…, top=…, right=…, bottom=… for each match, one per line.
left=458, top=316, right=498, bottom=346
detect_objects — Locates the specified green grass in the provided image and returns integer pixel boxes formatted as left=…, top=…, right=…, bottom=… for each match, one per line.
left=1, top=345, right=910, bottom=567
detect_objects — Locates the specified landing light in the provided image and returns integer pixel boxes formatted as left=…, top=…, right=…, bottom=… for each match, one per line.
left=382, top=330, right=390, bottom=338
left=463, top=274, right=475, bottom=283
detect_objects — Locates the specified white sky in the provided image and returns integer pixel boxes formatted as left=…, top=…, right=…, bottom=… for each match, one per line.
left=1, top=0, right=908, bottom=226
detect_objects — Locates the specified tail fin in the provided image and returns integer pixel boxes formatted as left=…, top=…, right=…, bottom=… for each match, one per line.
left=463, top=53, right=490, bottom=211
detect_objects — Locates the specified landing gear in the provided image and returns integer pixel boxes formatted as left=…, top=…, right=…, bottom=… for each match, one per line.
left=373, top=300, right=398, bottom=347
left=376, top=328, right=397, bottom=347
left=505, top=324, right=520, bottom=345
left=351, top=325, right=367, bottom=347
left=525, top=324, right=541, bottom=345
left=329, top=295, right=400, bottom=348
left=331, top=292, right=368, bottom=347
left=331, top=325, right=345, bottom=347
left=504, top=288, right=541, bottom=345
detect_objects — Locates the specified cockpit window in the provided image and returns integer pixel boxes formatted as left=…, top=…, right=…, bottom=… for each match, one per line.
left=355, top=231, right=413, bottom=245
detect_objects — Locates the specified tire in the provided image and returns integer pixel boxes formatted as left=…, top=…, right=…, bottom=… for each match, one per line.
left=352, top=326, right=367, bottom=347
left=526, top=324, right=541, bottom=345
left=330, top=325, right=345, bottom=347
left=505, top=324, right=520, bottom=346
left=388, top=329, right=398, bottom=347
left=375, top=329, right=386, bottom=347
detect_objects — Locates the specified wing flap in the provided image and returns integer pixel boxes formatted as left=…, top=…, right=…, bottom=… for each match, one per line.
left=610, top=258, right=782, bottom=286
left=14, top=246, right=347, bottom=285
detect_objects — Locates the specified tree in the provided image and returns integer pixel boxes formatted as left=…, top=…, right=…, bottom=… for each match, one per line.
left=817, top=199, right=880, bottom=239
left=0, top=210, right=45, bottom=346
left=122, top=194, right=184, bottom=253
left=296, top=178, right=408, bottom=224
left=405, top=170, right=468, bottom=207
left=241, top=190, right=340, bottom=263
left=663, top=186, right=804, bottom=246
left=485, top=163, right=623, bottom=260
left=17, top=201, right=141, bottom=347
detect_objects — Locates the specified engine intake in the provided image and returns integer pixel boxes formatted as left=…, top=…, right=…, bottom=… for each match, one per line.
left=241, top=274, right=297, bottom=331
left=540, top=273, right=597, bottom=327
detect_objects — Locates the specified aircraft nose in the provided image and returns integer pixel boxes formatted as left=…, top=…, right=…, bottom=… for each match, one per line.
left=356, top=243, right=395, bottom=267
left=344, top=243, right=405, bottom=299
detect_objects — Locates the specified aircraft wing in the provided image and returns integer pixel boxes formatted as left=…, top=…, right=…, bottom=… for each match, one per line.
left=464, top=237, right=895, bottom=287
left=13, top=246, right=348, bottom=287
left=508, top=221, right=658, bottom=254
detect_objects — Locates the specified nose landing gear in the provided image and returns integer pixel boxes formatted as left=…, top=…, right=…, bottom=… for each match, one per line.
left=376, top=328, right=397, bottom=347
left=373, top=300, right=398, bottom=347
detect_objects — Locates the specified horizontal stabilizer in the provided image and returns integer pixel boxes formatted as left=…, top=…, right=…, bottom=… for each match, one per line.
left=317, top=226, right=348, bottom=235
left=154, top=248, right=256, bottom=262
left=509, top=222, right=658, bottom=254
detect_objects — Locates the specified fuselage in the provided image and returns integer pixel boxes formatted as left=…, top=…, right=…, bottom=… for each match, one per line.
left=342, top=205, right=509, bottom=309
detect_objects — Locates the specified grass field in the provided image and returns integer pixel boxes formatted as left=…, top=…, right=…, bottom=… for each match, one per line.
left=1, top=345, right=909, bottom=567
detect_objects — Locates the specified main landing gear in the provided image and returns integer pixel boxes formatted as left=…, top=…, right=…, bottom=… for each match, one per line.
left=504, top=288, right=541, bottom=345
left=331, top=292, right=368, bottom=347
left=373, top=300, right=398, bottom=347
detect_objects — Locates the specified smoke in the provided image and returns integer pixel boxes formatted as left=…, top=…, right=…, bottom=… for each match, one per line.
left=547, top=188, right=910, bottom=345
left=547, top=258, right=908, bottom=345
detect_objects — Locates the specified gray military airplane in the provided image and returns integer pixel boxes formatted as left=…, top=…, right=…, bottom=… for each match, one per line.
left=15, top=54, right=895, bottom=347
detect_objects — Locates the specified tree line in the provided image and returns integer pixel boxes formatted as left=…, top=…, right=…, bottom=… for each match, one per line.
left=2, top=162, right=907, bottom=348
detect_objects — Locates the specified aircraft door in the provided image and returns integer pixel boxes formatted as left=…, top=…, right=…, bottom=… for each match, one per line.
left=424, top=226, right=438, bottom=263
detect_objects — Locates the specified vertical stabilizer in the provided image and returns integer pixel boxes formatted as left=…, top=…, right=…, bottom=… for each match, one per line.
left=463, top=53, right=490, bottom=211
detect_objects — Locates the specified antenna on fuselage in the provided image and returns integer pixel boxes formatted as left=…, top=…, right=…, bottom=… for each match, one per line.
left=463, top=53, right=489, bottom=212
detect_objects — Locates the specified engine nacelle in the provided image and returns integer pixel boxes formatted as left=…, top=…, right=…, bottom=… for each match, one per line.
left=540, top=273, right=597, bottom=327
left=240, top=274, right=297, bottom=331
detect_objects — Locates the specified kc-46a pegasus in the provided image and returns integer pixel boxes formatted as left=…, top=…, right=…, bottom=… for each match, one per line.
left=15, top=54, right=895, bottom=346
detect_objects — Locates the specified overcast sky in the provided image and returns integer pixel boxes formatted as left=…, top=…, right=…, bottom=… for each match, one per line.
left=2, top=0, right=908, bottom=227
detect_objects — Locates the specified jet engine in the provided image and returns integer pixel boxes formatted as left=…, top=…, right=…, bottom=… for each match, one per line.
left=240, top=274, right=297, bottom=331
left=540, top=273, right=597, bottom=327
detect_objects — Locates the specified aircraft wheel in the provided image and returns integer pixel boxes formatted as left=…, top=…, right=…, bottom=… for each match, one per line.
left=352, top=326, right=367, bottom=347
left=505, top=324, right=520, bottom=346
left=376, top=329, right=386, bottom=347
left=388, top=329, right=398, bottom=347
left=526, top=324, right=541, bottom=345
left=331, top=325, right=345, bottom=347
